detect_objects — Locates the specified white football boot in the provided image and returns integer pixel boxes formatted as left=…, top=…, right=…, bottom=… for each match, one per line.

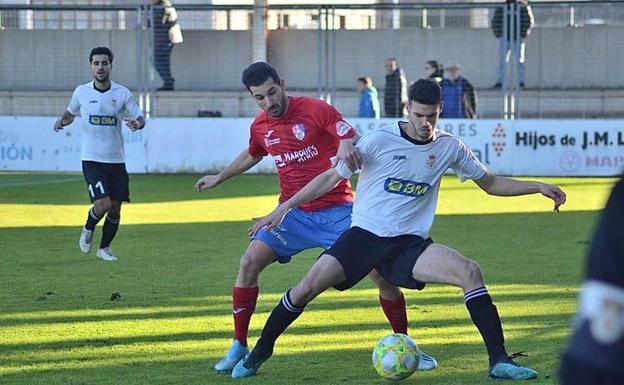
left=79, top=227, right=94, bottom=254
left=96, top=247, right=118, bottom=262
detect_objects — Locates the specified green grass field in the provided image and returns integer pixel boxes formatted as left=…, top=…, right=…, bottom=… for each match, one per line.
left=0, top=172, right=616, bottom=385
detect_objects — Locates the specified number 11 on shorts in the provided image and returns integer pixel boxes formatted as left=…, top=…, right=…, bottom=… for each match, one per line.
left=88, top=181, right=105, bottom=198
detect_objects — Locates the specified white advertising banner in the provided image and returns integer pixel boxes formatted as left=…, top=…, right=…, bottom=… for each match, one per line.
left=144, top=118, right=275, bottom=173
left=0, top=116, right=147, bottom=173
left=1, top=116, right=622, bottom=176
left=512, top=120, right=624, bottom=176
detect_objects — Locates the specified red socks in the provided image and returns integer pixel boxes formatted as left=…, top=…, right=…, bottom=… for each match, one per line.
left=379, top=292, right=408, bottom=334
left=232, top=286, right=260, bottom=346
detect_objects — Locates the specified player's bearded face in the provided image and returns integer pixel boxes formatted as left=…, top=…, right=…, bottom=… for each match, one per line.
left=250, top=78, right=288, bottom=118
left=407, top=101, right=441, bottom=141
left=90, top=55, right=111, bottom=83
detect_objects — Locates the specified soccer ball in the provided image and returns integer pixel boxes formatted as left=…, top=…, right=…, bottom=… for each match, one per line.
left=372, top=333, right=420, bottom=381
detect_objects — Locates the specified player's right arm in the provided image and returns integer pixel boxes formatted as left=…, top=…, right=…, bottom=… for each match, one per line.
left=194, top=148, right=263, bottom=191
left=53, top=111, right=75, bottom=132
left=54, top=87, right=80, bottom=132
left=249, top=167, right=345, bottom=236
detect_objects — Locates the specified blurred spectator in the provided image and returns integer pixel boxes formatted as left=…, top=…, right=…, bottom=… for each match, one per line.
left=384, top=58, right=408, bottom=118
left=440, top=63, right=478, bottom=119
left=357, top=77, right=380, bottom=119
left=492, top=0, right=534, bottom=88
left=425, top=60, right=444, bottom=85
left=153, top=0, right=183, bottom=91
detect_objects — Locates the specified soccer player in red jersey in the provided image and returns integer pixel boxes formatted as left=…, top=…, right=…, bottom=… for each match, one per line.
left=195, top=62, right=437, bottom=372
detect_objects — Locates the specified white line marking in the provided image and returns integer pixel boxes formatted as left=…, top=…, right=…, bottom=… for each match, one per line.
left=0, top=177, right=82, bottom=188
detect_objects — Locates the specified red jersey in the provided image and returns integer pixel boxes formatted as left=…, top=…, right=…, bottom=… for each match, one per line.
left=248, top=96, right=356, bottom=211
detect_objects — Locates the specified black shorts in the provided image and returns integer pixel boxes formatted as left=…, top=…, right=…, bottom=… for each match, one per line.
left=82, top=161, right=130, bottom=203
left=326, top=226, right=433, bottom=291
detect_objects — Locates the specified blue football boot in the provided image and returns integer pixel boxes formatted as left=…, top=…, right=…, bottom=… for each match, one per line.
left=489, top=353, right=538, bottom=380
left=214, top=340, right=249, bottom=373
left=231, top=347, right=272, bottom=379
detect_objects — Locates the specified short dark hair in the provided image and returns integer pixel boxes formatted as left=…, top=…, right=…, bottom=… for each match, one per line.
left=89, top=47, right=114, bottom=64
left=242, top=62, right=280, bottom=92
left=357, top=76, right=371, bottom=85
left=426, top=60, right=441, bottom=70
left=409, top=79, right=442, bottom=105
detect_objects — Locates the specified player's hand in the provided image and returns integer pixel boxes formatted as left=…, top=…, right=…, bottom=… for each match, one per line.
left=125, top=118, right=142, bottom=131
left=539, top=183, right=566, bottom=211
left=53, top=119, right=64, bottom=132
left=194, top=174, right=221, bottom=191
left=249, top=206, right=290, bottom=237
left=337, top=139, right=362, bottom=172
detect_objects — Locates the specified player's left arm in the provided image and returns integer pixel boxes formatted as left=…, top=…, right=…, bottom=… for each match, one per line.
left=124, top=90, right=145, bottom=131
left=125, top=116, right=145, bottom=131
left=474, top=171, right=567, bottom=211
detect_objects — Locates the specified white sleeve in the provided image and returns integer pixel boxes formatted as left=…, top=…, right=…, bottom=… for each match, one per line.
left=334, top=158, right=354, bottom=179
left=450, top=140, right=487, bottom=182
left=332, top=134, right=374, bottom=179
left=67, top=88, right=81, bottom=115
left=124, top=90, right=143, bottom=119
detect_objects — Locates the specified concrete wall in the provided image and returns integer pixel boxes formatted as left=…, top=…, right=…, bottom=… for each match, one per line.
left=0, top=30, right=140, bottom=90
left=1, top=26, right=622, bottom=91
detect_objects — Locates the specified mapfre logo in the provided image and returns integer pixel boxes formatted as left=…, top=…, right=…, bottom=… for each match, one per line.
left=273, top=145, right=319, bottom=168
left=336, top=120, right=354, bottom=137
left=491, top=124, right=507, bottom=156
left=264, top=130, right=281, bottom=146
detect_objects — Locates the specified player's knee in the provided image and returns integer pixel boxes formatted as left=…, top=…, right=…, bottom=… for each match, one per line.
left=369, top=270, right=402, bottom=299
left=462, top=260, right=484, bottom=289
left=239, top=251, right=268, bottom=279
left=94, top=199, right=111, bottom=214
left=368, top=270, right=385, bottom=286
left=107, top=203, right=121, bottom=217
left=292, top=281, right=316, bottom=306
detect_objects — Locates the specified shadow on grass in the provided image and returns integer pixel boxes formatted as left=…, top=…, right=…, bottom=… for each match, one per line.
left=0, top=210, right=595, bottom=312
left=1, top=335, right=567, bottom=385
left=0, top=174, right=282, bottom=205
left=0, top=288, right=578, bottom=327
left=0, top=207, right=588, bottom=384
left=1, top=173, right=615, bottom=207
left=0, top=309, right=574, bottom=356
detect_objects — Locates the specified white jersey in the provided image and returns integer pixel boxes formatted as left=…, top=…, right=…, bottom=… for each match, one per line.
left=335, top=123, right=487, bottom=238
left=67, top=81, right=143, bottom=163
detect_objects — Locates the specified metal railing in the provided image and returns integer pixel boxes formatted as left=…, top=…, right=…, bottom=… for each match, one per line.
left=4, top=1, right=624, bottom=31
left=1, top=1, right=623, bottom=119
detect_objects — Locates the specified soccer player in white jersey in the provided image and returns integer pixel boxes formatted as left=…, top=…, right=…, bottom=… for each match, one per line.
left=232, top=79, right=567, bottom=380
left=53, top=47, right=145, bottom=261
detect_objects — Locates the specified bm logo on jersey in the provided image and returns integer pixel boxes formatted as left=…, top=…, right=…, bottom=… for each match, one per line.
left=89, top=115, right=117, bottom=126
left=384, top=177, right=431, bottom=197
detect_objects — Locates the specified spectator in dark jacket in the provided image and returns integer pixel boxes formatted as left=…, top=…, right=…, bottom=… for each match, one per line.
left=492, top=0, right=534, bottom=88
left=425, top=60, right=444, bottom=85
left=153, top=0, right=183, bottom=91
left=440, top=63, right=478, bottom=119
left=384, top=58, right=408, bottom=118
left=357, top=77, right=380, bottom=119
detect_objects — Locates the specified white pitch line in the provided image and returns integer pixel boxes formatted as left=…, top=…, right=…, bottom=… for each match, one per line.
left=0, top=177, right=83, bottom=188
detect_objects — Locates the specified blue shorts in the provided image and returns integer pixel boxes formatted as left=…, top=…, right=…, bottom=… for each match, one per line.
left=252, top=203, right=353, bottom=264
